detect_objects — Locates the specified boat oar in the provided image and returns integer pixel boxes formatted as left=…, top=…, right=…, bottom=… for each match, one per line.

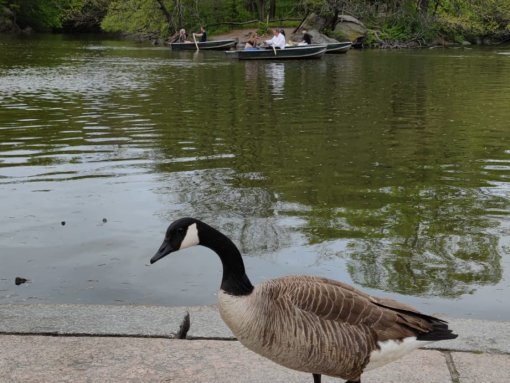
left=193, top=33, right=199, bottom=51
left=272, top=44, right=277, bottom=56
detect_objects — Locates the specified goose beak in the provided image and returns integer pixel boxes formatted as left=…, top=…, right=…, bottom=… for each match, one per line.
left=150, top=240, right=175, bottom=264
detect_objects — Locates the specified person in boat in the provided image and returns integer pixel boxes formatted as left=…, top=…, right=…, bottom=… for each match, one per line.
left=193, top=26, right=207, bottom=42
left=169, top=28, right=188, bottom=43
left=244, top=32, right=260, bottom=50
left=265, top=27, right=286, bottom=49
left=302, top=29, right=312, bottom=45
left=177, top=28, right=189, bottom=43
left=180, top=29, right=188, bottom=43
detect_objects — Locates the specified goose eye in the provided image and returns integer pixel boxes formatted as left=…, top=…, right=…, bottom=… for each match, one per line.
left=177, top=227, right=185, bottom=234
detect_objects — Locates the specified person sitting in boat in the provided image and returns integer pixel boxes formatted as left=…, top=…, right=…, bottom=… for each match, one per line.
left=302, top=29, right=312, bottom=45
left=178, top=28, right=190, bottom=43
left=169, top=28, right=188, bottom=43
left=244, top=32, right=260, bottom=50
left=265, top=28, right=286, bottom=49
left=193, top=26, right=207, bottom=42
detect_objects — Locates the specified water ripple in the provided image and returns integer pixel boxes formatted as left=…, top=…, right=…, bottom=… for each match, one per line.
left=2, top=40, right=510, bottom=318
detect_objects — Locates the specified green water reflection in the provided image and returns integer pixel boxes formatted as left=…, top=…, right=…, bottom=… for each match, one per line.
left=1, top=34, right=510, bottom=317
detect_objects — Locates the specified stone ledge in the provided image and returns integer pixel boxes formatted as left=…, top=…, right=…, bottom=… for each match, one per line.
left=1, top=304, right=509, bottom=354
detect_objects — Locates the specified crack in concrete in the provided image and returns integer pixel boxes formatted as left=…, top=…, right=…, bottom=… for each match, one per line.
left=0, top=332, right=175, bottom=339
left=443, top=351, right=461, bottom=383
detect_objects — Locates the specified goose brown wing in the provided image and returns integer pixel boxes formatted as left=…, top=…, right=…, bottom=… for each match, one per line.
left=278, top=276, right=433, bottom=341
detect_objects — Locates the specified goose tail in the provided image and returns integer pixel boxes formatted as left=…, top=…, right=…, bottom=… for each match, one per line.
left=416, top=319, right=458, bottom=341
left=373, top=297, right=458, bottom=342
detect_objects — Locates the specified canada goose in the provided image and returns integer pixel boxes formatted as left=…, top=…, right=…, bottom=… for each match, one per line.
left=150, top=218, right=457, bottom=383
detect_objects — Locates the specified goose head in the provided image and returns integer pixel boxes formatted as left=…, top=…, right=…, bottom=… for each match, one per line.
left=150, top=217, right=200, bottom=264
left=150, top=218, right=254, bottom=295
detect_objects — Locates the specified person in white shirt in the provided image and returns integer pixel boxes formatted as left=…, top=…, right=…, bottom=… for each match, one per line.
left=265, top=28, right=286, bottom=49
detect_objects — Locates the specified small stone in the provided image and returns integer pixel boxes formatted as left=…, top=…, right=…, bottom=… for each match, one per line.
left=61, top=221, right=66, bottom=226
left=176, top=312, right=191, bottom=339
left=102, top=218, right=107, bottom=223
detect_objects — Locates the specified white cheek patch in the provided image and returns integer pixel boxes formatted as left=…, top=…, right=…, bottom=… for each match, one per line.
left=365, top=336, right=426, bottom=371
left=180, top=223, right=199, bottom=250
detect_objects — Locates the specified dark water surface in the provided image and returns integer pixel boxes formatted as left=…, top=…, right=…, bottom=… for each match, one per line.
left=1, top=34, right=510, bottom=319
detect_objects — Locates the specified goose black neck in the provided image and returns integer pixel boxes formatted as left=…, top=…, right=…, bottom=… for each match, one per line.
left=198, top=221, right=254, bottom=296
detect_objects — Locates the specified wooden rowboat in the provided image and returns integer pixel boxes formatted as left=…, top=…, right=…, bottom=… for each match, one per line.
left=225, top=45, right=327, bottom=60
left=170, top=39, right=237, bottom=51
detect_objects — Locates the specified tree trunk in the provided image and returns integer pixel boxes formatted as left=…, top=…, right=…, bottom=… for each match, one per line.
left=155, top=0, right=173, bottom=26
left=256, top=0, right=265, bottom=20
left=331, top=9, right=339, bottom=30
left=269, top=0, right=276, bottom=19
left=176, top=0, right=183, bottom=27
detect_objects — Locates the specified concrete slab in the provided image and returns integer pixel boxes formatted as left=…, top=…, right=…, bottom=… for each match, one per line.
left=0, top=304, right=230, bottom=339
left=431, top=318, right=510, bottom=354
left=1, top=304, right=510, bottom=354
left=452, top=352, right=510, bottom=383
left=0, top=336, right=451, bottom=383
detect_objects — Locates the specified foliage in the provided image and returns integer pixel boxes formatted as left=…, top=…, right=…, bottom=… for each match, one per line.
left=305, top=0, right=510, bottom=45
left=367, top=4, right=439, bottom=46
left=256, top=21, right=270, bottom=36
left=2, top=0, right=82, bottom=31
left=101, top=0, right=222, bottom=37
left=101, top=0, right=171, bottom=37
left=62, top=0, right=110, bottom=31
left=436, top=0, right=510, bottom=41
left=0, top=0, right=108, bottom=32
left=100, top=0, right=301, bottom=38
left=300, top=0, right=343, bottom=15
left=1, top=0, right=509, bottom=45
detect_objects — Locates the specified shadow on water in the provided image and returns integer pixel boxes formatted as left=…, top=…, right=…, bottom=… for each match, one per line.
left=1, top=35, right=510, bottom=317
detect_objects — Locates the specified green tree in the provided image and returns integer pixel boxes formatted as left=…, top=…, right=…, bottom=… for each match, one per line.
left=100, top=0, right=282, bottom=37
left=101, top=0, right=173, bottom=36
left=436, top=0, right=510, bottom=41
left=4, top=0, right=82, bottom=31
left=62, top=0, right=110, bottom=31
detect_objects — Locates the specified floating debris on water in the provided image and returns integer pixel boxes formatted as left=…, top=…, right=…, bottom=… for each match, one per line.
left=15, top=277, right=29, bottom=285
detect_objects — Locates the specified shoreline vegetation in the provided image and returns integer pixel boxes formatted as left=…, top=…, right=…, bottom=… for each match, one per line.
left=1, top=1, right=509, bottom=48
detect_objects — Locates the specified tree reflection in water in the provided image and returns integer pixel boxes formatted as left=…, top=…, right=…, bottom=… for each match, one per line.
left=154, top=160, right=505, bottom=299
left=303, top=184, right=505, bottom=297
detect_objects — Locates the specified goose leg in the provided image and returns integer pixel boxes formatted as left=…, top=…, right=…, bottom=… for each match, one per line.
left=312, top=373, right=321, bottom=383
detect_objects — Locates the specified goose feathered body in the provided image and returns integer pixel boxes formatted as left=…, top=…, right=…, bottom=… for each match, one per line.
left=218, top=275, right=447, bottom=381
left=151, top=218, right=457, bottom=383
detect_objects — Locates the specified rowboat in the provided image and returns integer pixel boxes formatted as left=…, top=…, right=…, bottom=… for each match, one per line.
left=325, top=41, right=352, bottom=53
left=286, top=42, right=352, bottom=54
left=170, top=39, right=237, bottom=51
left=225, top=45, right=327, bottom=60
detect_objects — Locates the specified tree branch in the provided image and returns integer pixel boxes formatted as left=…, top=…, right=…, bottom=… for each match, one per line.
left=155, top=0, right=172, bottom=26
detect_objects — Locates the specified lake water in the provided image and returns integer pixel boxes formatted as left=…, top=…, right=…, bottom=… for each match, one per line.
left=1, top=34, right=510, bottom=320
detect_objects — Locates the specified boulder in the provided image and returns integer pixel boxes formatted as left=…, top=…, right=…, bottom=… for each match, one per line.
left=289, top=12, right=367, bottom=46
left=289, top=28, right=338, bottom=45
left=334, top=15, right=367, bottom=46
left=298, top=12, right=328, bottom=32
left=289, top=13, right=339, bottom=45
